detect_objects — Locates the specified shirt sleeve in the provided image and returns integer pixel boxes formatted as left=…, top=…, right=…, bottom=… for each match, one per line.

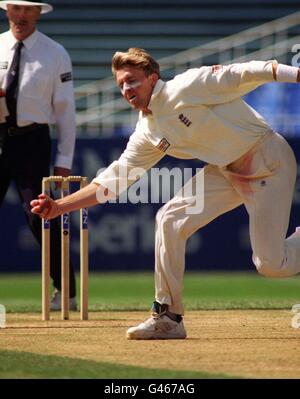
left=52, top=50, right=76, bottom=170
left=92, top=128, right=165, bottom=197
left=169, top=61, right=278, bottom=106
left=204, top=60, right=275, bottom=99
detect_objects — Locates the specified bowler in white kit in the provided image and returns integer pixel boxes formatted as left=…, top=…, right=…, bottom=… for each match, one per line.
left=31, top=48, right=300, bottom=340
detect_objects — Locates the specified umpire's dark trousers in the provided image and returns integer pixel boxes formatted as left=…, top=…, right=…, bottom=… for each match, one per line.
left=0, top=123, right=76, bottom=297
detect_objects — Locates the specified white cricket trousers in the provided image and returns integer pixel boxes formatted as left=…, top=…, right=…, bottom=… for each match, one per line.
left=155, top=132, right=299, bottom=315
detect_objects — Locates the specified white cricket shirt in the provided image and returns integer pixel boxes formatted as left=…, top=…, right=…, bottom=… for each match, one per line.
left=0, top=29, right=76, bottom=169
left=93, top=60, right=292, bottom=194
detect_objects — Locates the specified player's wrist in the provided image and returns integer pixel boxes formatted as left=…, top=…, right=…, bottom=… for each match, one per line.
left=55, top=199, right=68, bottom=215
left=275, top=64, right=299, bottom=82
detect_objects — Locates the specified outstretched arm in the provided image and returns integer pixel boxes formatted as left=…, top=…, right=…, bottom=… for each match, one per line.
left=32, top=127, right=165, bottom=219
left=178, top=60, right=300, bottom=106
left=204, top=60, right=300, bottom=98
left=272, top=62, right=300, bottom=83
left=30, top=182, right=115, bottom=219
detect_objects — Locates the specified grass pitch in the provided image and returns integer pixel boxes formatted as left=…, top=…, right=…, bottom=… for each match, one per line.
left=0, top=271, right=299, bottom=379
left=0, top=271, right=299, bottom=313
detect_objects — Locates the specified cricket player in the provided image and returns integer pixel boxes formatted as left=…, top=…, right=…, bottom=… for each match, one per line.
left=31, top=48, right=300, bottom=340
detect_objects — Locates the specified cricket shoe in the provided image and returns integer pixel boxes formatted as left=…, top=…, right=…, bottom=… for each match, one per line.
left=50, top=289, right=77, bottom=311
left=126, top=302, right=186, bottom=340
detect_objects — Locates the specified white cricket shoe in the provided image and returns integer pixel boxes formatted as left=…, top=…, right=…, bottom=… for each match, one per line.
left=126, top=314, right=187, bottom=340
left=50, top=289, right=77, bottom=311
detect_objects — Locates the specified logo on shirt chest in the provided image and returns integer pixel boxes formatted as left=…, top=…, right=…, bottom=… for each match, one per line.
left=0, top=62, right=8, bottom=69
left=178, top=113, right=192, bottom=127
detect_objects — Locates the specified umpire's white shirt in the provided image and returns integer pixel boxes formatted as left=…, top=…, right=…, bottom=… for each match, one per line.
left=0, top=29, right=76, bottom=169
left=94, top=61, right=284, bottom=194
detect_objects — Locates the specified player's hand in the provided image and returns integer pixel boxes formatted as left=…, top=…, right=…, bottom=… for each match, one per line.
left=30, top=193, right=60, bottom=219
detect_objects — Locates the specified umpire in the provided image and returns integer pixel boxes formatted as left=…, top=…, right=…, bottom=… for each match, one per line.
left=0, top=0, right=77, bottom=310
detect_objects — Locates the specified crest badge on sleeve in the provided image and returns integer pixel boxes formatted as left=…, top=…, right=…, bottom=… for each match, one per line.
left=156, top=138, right=170, bottom=152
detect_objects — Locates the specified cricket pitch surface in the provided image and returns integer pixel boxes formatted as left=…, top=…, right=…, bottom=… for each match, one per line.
left=1, top=309, right=300, bottom=379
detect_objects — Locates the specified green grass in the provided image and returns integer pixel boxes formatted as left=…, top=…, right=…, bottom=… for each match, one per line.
left=0, top=349, right=234, bottom=379
left=0, top=271, right=298, bottom=379
left=0, top=271, right=299, bottom=313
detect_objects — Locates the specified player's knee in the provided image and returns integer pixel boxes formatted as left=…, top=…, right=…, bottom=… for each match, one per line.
left=155, top=204, right=186, bottom=237
left=155, top=205, right=166, bottom=226
left=156, top=205, right=175, bottom=230
left=253, top=256, right=290, bottom=278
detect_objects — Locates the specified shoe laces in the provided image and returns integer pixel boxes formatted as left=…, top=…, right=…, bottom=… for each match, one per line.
left=151, top=311, right=165, bottom=320
left=150, top=301, right=168, bottom=319
left=150, top=301, right=182, bottom=323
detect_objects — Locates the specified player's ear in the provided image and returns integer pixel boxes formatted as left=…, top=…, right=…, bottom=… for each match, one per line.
left=149, top=73, right=159, bottom=87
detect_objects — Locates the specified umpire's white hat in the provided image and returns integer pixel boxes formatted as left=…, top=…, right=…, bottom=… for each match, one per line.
left=0, top=0, right=53, bottom=14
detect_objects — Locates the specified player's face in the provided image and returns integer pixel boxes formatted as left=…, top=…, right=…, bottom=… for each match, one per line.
left=7, top=5, right=41, bottom=41
left=116, top=66, right=158, bottom=113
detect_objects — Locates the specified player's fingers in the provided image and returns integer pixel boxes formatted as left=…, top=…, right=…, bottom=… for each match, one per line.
left=30, top=194, right=47, bottom=208
left=30, top=199, right=40, bottom=207
left=32, top=205, right=50, bottom=218
left=31, top=204, right=44, bottom=215
left=30, top=196, right=50, bottom=215
left=31, top=206, right=39, bottom=214
left=31, top=194, right=59, bottom=219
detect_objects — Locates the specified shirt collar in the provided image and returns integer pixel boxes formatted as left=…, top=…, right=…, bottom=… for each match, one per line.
left=7, top=29, right=39, bottom=50
left=147, top=79, right=165, bottom=113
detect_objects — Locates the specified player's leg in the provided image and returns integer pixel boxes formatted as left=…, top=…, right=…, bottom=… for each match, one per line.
left=127, top=165, right=243, bottom=339
left=154, top=165, right=243, bottom=315
left=230, top=133, right=299, bottom=277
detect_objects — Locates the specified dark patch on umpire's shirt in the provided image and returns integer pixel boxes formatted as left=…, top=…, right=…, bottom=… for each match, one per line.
left=60, top=72, right=72, bottom=82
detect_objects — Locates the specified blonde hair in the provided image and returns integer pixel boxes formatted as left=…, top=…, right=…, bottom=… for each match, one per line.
left=112, top=48, right=160, bottom=78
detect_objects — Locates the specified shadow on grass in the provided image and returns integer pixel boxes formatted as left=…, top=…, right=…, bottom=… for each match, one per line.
left=0, top=349, right=237, bottom=379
